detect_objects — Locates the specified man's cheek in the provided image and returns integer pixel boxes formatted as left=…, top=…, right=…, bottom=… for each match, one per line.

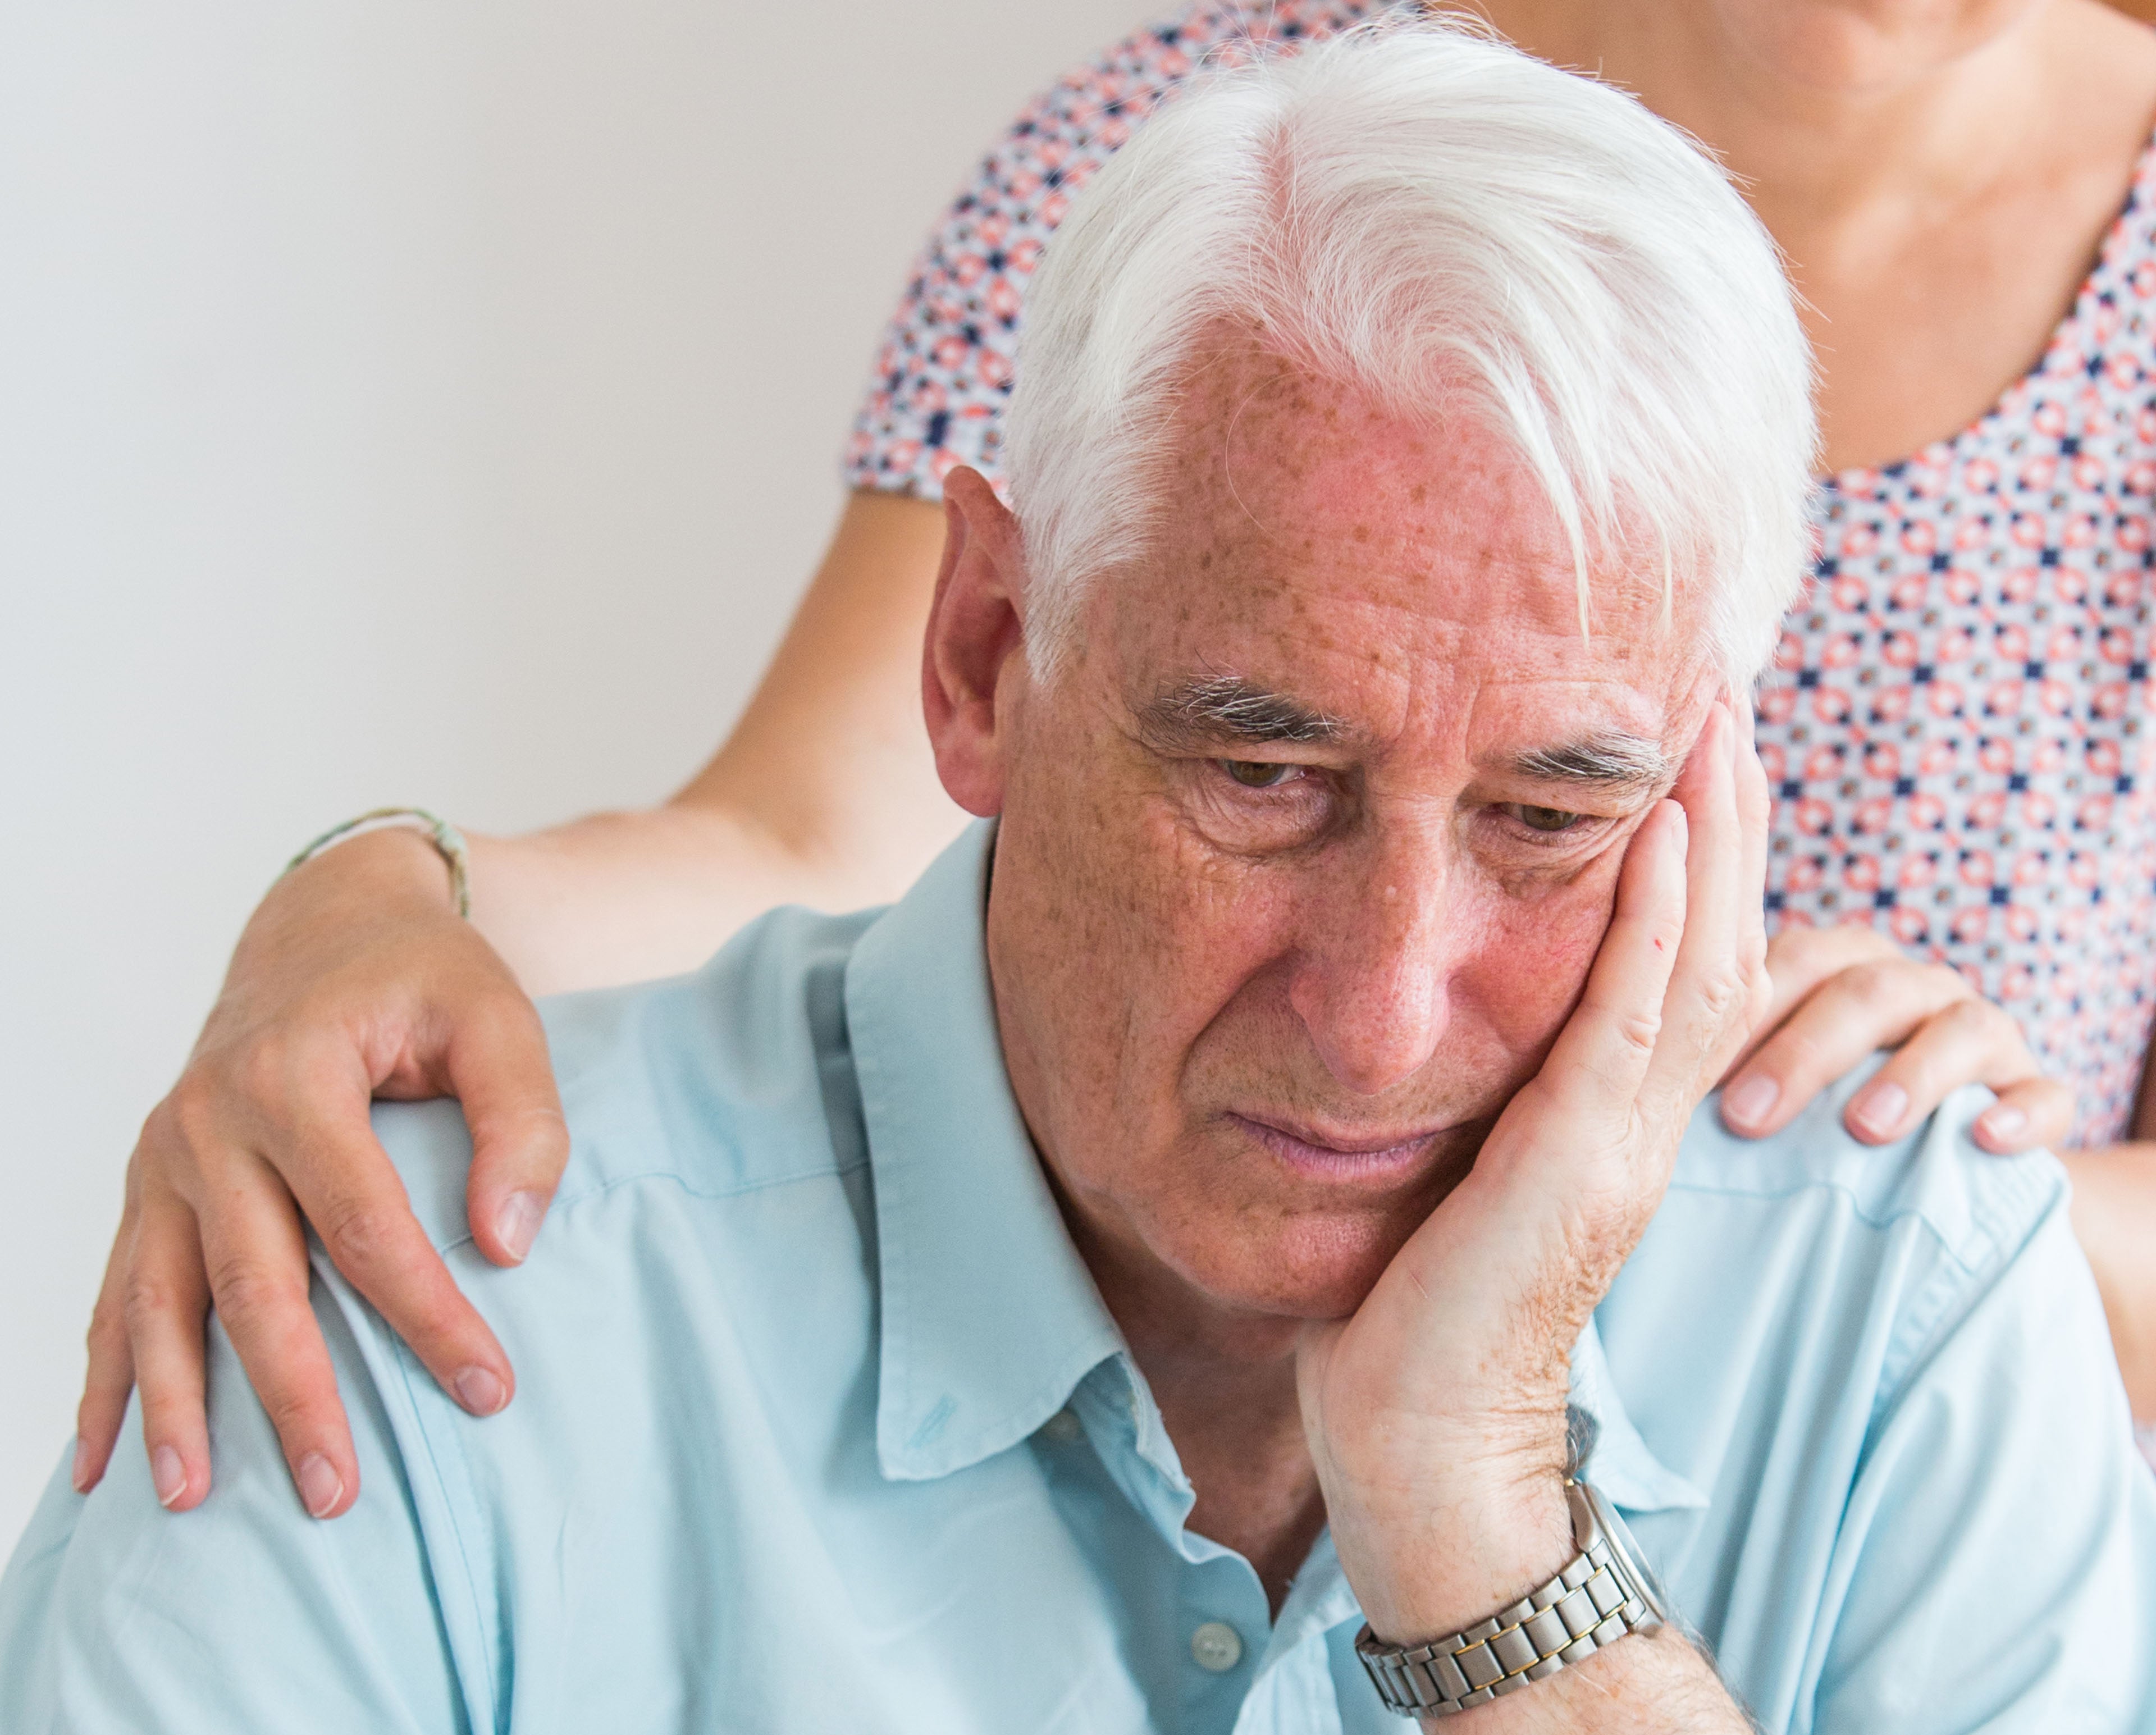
left=1470, top=878, right=1627, bottom=1046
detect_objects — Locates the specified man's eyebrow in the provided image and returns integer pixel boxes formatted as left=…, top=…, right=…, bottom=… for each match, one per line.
left=1137, top=674, right=1349, bottom=747
left=1506, top=733, right=1674, bottom=793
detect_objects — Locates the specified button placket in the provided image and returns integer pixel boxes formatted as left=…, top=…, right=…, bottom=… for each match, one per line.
left=1190, top=1620, right=1245, bottom=1673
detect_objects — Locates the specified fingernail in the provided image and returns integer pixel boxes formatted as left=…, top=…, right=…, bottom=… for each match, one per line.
left=495, top=1191, right=543, bottom=1264
left=152, top=1445, right=186, bottom=1509
left=453, top=1366, right=507, bottom=1416
left=71, top=1437, right=94, bottom=1494
left=296, top=1452, right=344, bottom=1519
left=1852, top=1081, right=1909, bottom=1137
left=1979, top=1104, right=2026, bottom=1144
left=1723, top=1075, right=1779, bottom=1130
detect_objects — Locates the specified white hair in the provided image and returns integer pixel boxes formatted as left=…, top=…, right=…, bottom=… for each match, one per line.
left=1003, top=17, right=1817, bottom=684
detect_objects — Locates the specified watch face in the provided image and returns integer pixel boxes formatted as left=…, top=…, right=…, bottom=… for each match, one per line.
left=1584, top=1482, right=1673, bottom=1626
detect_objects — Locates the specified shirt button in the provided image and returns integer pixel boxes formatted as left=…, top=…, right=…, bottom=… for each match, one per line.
left=1189, top=1621, right=1244, bottom=1673
left=1040, top=1409, right=1081, bottom=1442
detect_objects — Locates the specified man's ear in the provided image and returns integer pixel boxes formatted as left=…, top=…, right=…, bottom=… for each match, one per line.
left=921, top=466, right=1030, bottom=816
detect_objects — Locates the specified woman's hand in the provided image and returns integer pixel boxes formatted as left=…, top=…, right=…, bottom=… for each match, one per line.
left=68, top=494, right=960, bottom=1521
left=1716, top=922, right=2072, bottom=1155
left=74, top=828, right=569, bottom=1519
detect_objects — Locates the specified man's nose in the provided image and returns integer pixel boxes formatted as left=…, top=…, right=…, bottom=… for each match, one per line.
left=1286, top=835, right=1461, bottom=1098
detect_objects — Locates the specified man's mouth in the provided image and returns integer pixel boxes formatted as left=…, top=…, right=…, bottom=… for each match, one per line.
left=1226, top=1110, right=1449, bottom=1184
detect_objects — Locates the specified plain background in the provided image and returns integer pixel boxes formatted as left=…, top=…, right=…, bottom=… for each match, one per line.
left=0, top=0, right=1157, bottom=1558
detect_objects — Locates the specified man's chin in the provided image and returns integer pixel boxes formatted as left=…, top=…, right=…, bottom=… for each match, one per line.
left=1144, top=1112, right=1479, bottom=1319
left=1163, top=1199, right=1435, bottom=1323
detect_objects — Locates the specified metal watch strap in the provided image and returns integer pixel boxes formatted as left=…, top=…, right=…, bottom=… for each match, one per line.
left=1354, top=1481, right=1661, bottom=1718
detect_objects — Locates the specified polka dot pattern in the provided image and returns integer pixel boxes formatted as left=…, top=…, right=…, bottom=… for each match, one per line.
left=1763, top=175, right=2156, bottom=1144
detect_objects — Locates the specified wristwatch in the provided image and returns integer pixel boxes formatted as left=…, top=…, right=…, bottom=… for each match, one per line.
left=1354, top=1480, right=1668, bottom=1718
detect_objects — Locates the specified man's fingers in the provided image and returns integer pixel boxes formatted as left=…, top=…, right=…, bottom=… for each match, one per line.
left=1539, top=799, right=1689, bottom=1116
left=1838, top=996, right=2059, bottom=1146
left=1734, top=696, right=1771, bottom=1003
left=442, top=992, right=569, bottom=1269
left=193, top=1165, right=360, bottom=1518
left=1643, top=702, right=1755, bottom=1116
left=123, top=1187, right=216, bottom=1512
left=1719, top=956, right=1975, bottom=1139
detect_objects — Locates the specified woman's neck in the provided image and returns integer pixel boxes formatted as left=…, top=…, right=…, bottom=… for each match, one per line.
left=1466, top=0, right=2055, bottom=236
left=1459, top=0, right=2156, bottom=469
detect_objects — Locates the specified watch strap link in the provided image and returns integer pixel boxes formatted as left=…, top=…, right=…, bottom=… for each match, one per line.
left=1354, top=1485, right=1657, bottom=1718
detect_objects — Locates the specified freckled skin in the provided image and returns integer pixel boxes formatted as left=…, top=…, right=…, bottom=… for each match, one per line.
left=973, top=339, right=1718, bottom=1353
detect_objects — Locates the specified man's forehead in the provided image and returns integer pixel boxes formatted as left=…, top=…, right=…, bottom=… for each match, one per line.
left=1163, top=339, right=1577, bottom=586
left=1104, top=337, right=1710, bottom=743
left=1146, top=344, right=1697, bottom=664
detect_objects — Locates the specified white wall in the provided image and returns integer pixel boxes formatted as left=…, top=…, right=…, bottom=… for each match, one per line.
left=0, top=0, right=1152, bottom=1556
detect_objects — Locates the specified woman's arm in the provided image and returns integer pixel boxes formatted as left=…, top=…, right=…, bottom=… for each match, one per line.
left=469, top=490, right=959, bottom=996
left=2064, top=1052, right=2156, bottom=1419
left=2070, top=1144, right=2156, bottom=1416
left=75, top=490, right=955, bottom=1518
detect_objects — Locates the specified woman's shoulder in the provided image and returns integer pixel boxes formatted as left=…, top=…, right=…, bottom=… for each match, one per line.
left=846, top=0, right=1380, bottom=501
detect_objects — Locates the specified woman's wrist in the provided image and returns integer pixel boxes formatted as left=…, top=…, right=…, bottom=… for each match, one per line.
left=261, top=825, right=465, bottom=940
left=284, top=807, right=469, bottom=916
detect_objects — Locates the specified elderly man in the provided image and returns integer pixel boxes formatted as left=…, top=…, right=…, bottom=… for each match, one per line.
left=5, top=22, right=2153, bottom=1733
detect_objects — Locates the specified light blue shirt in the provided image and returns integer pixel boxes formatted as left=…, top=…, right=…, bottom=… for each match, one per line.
left=6, top=823, right=2154, bottom=1733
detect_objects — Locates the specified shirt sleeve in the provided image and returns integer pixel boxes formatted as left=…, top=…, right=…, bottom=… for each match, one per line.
left=1806, top=1184, right=2156, bottom=1733
left=842, top=2, right=1362, bottom=501
left=0, top=1287, right=469, bottom=1734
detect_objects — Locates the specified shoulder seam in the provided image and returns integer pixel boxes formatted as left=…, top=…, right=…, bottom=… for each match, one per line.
left=1871, top=1155, right=2062, bottom=1415
left=1664, top=1153, right=2057, bottom=1282
left=425, top=1158, right=871, bottom=1258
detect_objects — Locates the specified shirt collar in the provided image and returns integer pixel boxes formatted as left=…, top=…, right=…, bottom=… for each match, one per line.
left=846, top=819, right=1706, bottom=1517
left=847, top=820, right=1125, bottom=1481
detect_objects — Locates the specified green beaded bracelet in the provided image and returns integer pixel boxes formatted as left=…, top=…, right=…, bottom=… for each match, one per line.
left=283, top=806, right=471, bottom=919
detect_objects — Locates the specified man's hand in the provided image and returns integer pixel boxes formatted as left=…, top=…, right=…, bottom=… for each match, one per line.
left=1298, top=700, right=1767, bottom=1728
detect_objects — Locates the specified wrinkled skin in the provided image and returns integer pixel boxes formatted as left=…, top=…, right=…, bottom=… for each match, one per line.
left=969, top=350, right=1714, bottom=1331
left=921, top=340, right=1768, bottom=1718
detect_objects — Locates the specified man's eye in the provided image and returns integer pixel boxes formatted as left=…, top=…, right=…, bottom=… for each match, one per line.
left=1219, top=759, right=1299, bottom=789
left=1505, top=803, right=1583, bottom=833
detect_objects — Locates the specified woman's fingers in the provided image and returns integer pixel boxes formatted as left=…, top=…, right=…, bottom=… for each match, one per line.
left=71, top=833, right=556, bottom=1520
left=271, top=1042, right=517, bottom=1424
left=1972, top=1076, right=2075, bottom=1154
left=116, top=1035, right=525, bottom=1523
left=124, top=1182, right=216, bottom=1512
left=1718, top=938, right=2070, bottom=1151
left=190, top=1157, right=359, bottom=1518
left=1722, top=923, right=1902, bottom=1080
left=74, top=1191, right=144, bottom=1494
left=442, top=992, right=570, bottom=1270
left=1720, top=953, right=1974, bottom=1139
left=1840, top=996, right=2069, bottom=1147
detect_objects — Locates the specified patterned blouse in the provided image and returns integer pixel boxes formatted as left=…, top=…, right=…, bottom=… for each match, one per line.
left=845, top=0, right=2156, bottom=1146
